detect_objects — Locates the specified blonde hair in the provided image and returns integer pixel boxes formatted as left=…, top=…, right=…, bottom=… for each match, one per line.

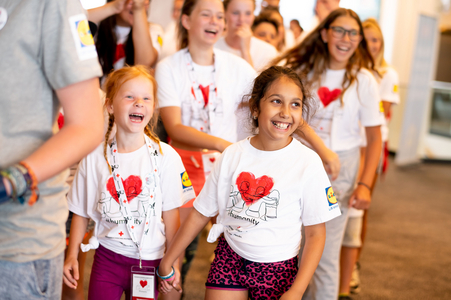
left=363, top=18, right=388, bottom=75
left=103, top=65, right=162, bottom=173
left=272, top=8, right=376, bottom=105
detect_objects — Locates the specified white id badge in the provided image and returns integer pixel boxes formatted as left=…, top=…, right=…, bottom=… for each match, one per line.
left=130, top=266, right=155, bottom=300
left=201, top=150, right=221, bottom=179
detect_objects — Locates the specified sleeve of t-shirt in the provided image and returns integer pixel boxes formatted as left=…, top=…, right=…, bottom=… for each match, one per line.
left=192, top=152, right=224, bottom=217
left=67, top=157, right=91, bottom=218
left=300, top=159, right=341, bottom=226
left=149, top=23, right=164, bottom=55
left=359, top=71, right=383, bottom=127
left=160, top=143, right=196, bottom=211
left=379, top=68, right=400, bottom=104
left=41, top=0, right=102, bottom=90
left=155, top=58, right=181, bottom=108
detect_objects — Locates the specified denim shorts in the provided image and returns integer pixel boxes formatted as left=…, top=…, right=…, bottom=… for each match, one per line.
left=0, top=252, right=64, bottom=300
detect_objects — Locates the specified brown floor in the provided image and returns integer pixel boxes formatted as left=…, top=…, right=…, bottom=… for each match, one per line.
left=80, top=158, right=451, bottom=300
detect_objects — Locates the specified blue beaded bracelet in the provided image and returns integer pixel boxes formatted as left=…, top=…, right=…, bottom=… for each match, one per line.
left=156, top=266, right=175, bottom=281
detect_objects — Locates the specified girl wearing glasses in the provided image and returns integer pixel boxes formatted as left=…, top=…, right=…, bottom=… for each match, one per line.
left=273, top=8, right=382, bottom=300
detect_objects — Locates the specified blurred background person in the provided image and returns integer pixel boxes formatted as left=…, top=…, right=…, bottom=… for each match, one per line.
left=160, top=0, right=184, bottom=60
left=290, top=19, right=304, bottom=42
left=215, top=0, right=278, bottom=72
left=252, top=15, right=279, bottom=49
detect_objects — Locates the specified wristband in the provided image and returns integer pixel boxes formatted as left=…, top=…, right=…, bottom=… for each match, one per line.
left=156, top=266, right=175, bottom=281
left=357, top=181, right=371, bottom=191
left=0, top=162, right=39, bottom=206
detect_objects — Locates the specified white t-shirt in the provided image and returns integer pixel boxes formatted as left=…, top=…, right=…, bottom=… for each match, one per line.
left=155, top=48, right=256, bottom=143
left=361, top=66, right=400, bottom=145
left=113, top=23, right=164, bottom=70
left=68, top=141, right=195, bottom=260
left=160, top=20, right=178, bottom=61
left=214, top=36, right=279, bottom=72
left=308, top=68, right=382, bottom=151
left=379, top=66, right=400, bottom=142
left=194, top=138, right=341, bottom=263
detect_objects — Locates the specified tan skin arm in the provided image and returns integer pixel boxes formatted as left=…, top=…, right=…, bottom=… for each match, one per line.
left=280, top=223, right=326, bottom=299
left=87, top=0, right=127, bottom=24
left=63, top=214, right=89, bottom=289
left=131, top=0, right=158, bottom=67
left=159, top=106, right=232, bottom=152
left=296, top=124, right=341, bottom=180
left=159, top=208, right=211, bottom=294
left=382, top=101, right=392, bottom=119
left=161, top=208, right=182, bottom=290
left=2, top=77, right=103, bottom=195
left=349, top=125, right=382, bottom=210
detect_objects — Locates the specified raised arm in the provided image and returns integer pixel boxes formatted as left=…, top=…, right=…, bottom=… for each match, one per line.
left=131, top=0, right=158, bottom=67
left=87, top=0, right=127, bottom=24
left=159, top=106, right=232, bottom=152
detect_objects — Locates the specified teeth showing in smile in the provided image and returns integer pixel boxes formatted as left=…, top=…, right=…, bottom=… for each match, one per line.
left=337, top=46, right=350, bottom=51
left=129, top=113, right=144, bottom=122
left=205, top=29, right=217, bottom=34
left=272, top=121, right=289, bottom=130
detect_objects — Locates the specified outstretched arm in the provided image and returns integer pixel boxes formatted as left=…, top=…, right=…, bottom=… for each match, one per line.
left=159, top=209, right=211, bottom=294
left=161, top=208, right=182, bottom=291
left=160, top=106, right=232, bottom=152
left=280, top=223, right=326, bottom=299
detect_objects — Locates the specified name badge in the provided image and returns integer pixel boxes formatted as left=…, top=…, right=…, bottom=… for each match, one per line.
left=131, top=266, right=155, bottom=300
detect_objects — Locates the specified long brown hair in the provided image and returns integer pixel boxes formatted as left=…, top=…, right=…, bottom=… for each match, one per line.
left=177, top=0, right=200, bottom=49
left=103, top=65, right=162, bottom=173
left=272, top=8, right=375, bottom=104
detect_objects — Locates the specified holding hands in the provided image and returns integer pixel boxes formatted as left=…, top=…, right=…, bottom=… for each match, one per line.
left=157, top=264, right=182, bottom=294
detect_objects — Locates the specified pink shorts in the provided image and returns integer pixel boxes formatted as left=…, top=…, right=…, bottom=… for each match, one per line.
left=206, top=237, right=298, bottom=299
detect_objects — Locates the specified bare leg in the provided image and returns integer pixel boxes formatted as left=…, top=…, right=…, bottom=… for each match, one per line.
left=205, top=288, right=248, bottom=300
left=339, top=246, right=359, bottom=295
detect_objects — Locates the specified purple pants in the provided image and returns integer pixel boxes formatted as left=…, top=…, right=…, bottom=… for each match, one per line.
left=88, top=245, right=160, bottom=300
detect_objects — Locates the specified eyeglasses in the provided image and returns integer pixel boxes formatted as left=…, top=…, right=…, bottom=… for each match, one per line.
left=329, top=26, right=361, bottom=42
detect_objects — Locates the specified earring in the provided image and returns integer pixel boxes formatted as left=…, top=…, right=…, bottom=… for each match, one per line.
left=253, top=115, right=257, bottom=120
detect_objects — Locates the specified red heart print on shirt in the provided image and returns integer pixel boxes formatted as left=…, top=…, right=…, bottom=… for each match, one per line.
left=140, top=280, right=147, bottom=288
left=209, top=157, right=216, bottom=163
left=236, top=172, right=274, bottom=206
left=106, top=175, right=142, bottom=204
left=318, top=87, right=342, bottom=107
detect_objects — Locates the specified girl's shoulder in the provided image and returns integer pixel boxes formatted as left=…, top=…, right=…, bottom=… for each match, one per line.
left=214, top=48, right=256, bottom=73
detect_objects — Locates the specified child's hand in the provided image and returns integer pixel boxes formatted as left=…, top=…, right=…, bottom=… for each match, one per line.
left=131, top=0, right=149, bottom=11
left=159, top=266, right=182, bottom=294
left=349, top=184, right=371, bottom=210
left=322, top=149, right=340, bottom=181
left=62, top=256, right=79, bottom=289
left=111, top=0, right=128, bottom=14
left=280, top=288, right=302, bottom=300
left=236, top=25, right=252, bottom=51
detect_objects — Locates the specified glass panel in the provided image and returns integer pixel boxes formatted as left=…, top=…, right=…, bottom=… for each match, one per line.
left=430, top=83, right=451, bottom=137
